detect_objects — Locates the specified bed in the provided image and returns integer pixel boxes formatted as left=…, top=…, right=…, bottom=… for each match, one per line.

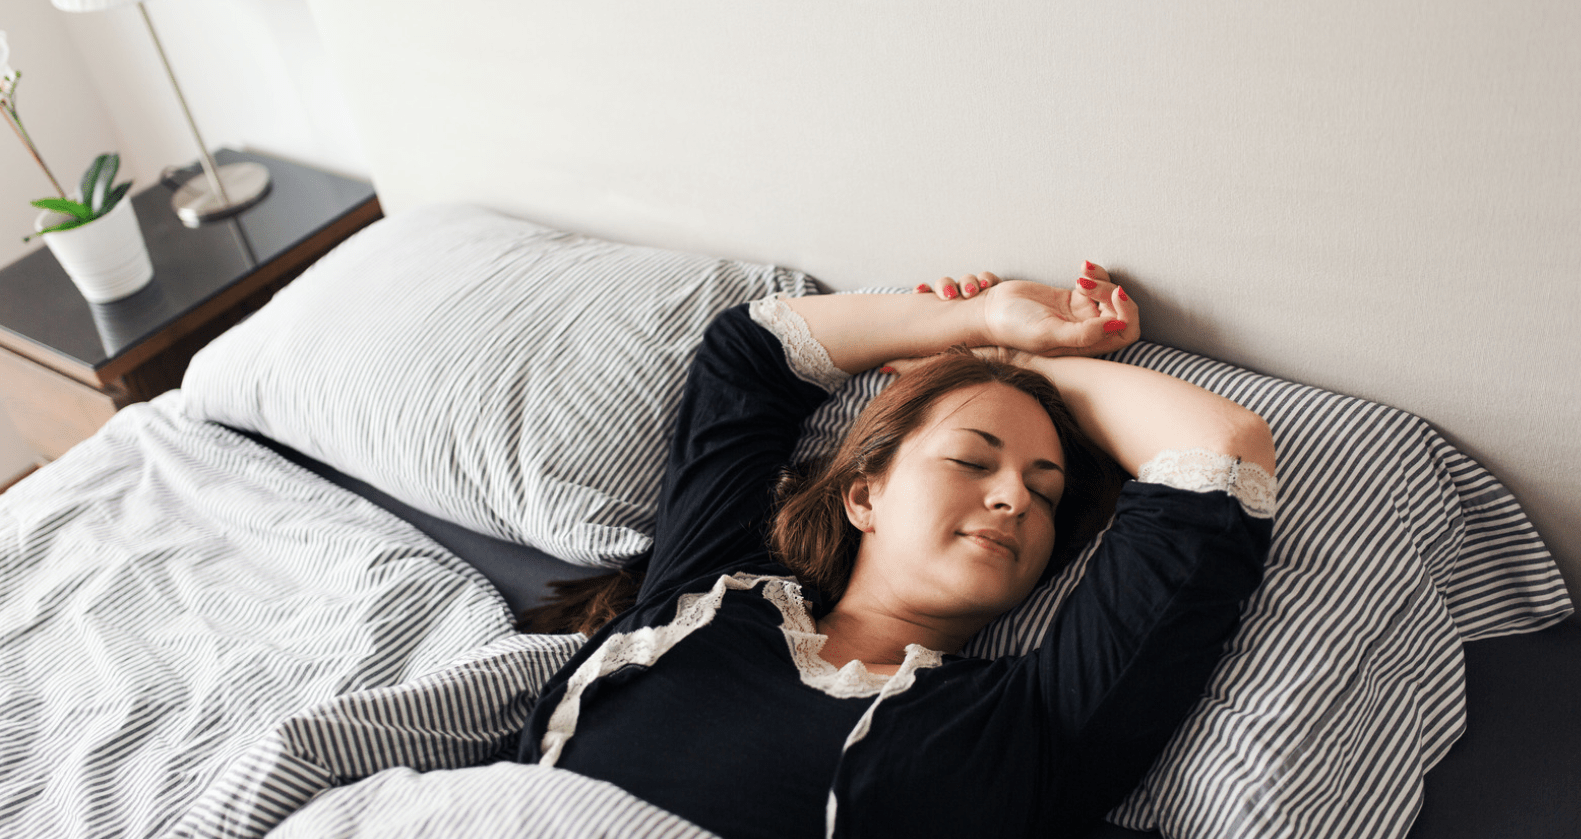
left=1, top=202, right=1573, bottom=839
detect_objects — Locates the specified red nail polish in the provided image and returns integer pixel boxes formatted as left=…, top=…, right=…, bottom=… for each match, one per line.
left=1084, top=260, right=1098, bottom=272
left=1078, top=278, right=1097, bottom=290
left=1104, top=320, right=1127, bottom=333
left=1117, top=286, right=1129, bottom=302
left=879, top=365, right=896, bottom=374
left=963, top=282, right=978, bottom=294
left=943, top=286, right=957, bottom=299
left=915, top=283, right=931, bottom=293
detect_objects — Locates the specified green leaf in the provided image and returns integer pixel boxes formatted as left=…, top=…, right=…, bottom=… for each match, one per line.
left=81, top=152, right=119, bottom=215
left=79, top=155, right=108, bottom=208
left=31, top=197, right=94, bottom=220
left=101, top=181, right=132, bottom=217
left=36, top=217, right=88, bottom=235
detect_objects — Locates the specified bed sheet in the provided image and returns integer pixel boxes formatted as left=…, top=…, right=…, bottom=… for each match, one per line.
left=0, top=392, right=517, bottom=838
left=162, top=633, right=709, bottom=839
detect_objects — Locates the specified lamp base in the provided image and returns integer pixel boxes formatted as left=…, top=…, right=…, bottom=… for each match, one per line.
left=172, top=161, right=271, bottom=227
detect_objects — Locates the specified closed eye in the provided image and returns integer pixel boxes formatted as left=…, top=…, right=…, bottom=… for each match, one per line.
left=951, top=459, right=1057, bottom=506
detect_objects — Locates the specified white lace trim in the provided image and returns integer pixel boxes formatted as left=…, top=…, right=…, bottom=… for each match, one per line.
left=762, top=578, right=889, bottom=698
left=538, top=572, right=941, bottom=766
left=749, top=294, right=851, bottom=393
left=539, top=572, right=759, bottom=766
left=1136, top=447, right=1278, bottom=519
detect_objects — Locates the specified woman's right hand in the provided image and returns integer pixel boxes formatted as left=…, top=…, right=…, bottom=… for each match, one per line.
left=922, top=263, right=1139, bottom=358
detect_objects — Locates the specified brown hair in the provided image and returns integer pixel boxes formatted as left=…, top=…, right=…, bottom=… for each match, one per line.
left=518, top=568, right=643, bottom=636
left=519, top=349, right=1122, bottom=635
left=769, top=349, right=1121, bottom=603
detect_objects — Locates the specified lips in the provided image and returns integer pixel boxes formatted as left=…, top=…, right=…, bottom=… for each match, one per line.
left=961, top=529, right=1021, bottom=560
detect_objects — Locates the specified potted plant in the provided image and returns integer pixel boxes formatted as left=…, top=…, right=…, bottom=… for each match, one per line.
left=2, top=31, right=152, bottom=303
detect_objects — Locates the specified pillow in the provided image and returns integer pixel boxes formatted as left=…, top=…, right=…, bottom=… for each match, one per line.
left=797, top=326, right=1573, bottom=839
left=183, top=204, right=811, bottom=566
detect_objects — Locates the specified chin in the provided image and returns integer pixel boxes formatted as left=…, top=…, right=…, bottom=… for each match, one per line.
left=928, top=576, right=1032, bottom=621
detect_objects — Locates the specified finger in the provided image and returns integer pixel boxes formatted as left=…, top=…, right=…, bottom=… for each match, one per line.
left=1036, top=307, right=1116, bottom=352
left=960, top=274, right=983, bottom=298
left=1107, top=283, right=1138, bottom=338
left=934, top=276, right=962, bottom=300
left=914, top=283, right=932, bottom=295
left=1080, top=285, right=1140, bottom=356
left=1080, top=260, right=1111, bottom=283
left=977, top=271, right=1002, bottom=292
left=879, top=357, right=928, bottom=375
left=1075, top=271, right=1119, bottom=311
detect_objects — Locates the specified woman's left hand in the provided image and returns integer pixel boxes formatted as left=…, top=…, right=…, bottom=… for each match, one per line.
left=917, top=263, right=1139, bottom=358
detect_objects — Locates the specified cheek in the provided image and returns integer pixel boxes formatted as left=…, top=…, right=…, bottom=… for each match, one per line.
left=1032, top=516, right=1059, bottom=565
left=869, top=468, right=970, bottom=541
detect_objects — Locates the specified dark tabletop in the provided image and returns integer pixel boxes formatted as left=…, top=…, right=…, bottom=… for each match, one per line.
left=0, top=149, right=374, bottom=369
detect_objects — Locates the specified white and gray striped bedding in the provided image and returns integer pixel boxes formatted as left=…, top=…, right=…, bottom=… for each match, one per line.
left=167, top=633, right=726, bottom=839
left=0, top=393, right=517, bottom=839
left=182, top=204, right=812, bottom=568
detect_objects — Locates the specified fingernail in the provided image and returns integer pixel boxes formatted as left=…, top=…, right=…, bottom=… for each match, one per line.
left=1084, top=260, right=1098, bottom=272
left=963, top=282, right=978, bottom=294
left=943, top=286, right=957, bottom=299
left=879, top=365, right=896, bottom=374
left=915, top=283, right=931, bottom=293
left=1077, top=278, right=1097, bottom=290
left=1117, top=286, right=1129, bottom=302
left=1104, top=320, right=1127, bottom=333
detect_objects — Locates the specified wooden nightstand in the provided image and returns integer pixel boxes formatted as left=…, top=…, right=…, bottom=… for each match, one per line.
left=0, top=149, right=380, bottom=460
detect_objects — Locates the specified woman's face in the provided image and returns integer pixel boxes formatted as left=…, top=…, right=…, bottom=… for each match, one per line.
left=844, top=382, right=1065, bottom=624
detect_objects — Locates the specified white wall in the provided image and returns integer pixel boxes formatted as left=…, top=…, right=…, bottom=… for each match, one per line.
left=0, top=0, right=368, bottom=475
left=55, top=0, right=369, bottom=190
left=305, top=0, right=1581, bottom=597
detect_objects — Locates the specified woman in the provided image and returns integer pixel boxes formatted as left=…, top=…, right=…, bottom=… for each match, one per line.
left=516, top=265, right=1276, bottom=838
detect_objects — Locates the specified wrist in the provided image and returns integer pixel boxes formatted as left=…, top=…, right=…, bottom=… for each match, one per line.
left=963, top=294, right=993, bottom=348
left=939, top=292, right=991, bottom=349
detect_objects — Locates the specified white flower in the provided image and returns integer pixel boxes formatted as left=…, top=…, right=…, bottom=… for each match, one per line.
left=0, top=31, right=14, bottom=88
left=0, top=31, right=14, bottom=92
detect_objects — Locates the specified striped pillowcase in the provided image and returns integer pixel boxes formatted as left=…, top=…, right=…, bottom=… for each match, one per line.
left=183, top=204, right=811, bottom=566
left=801, top=331, right=1572, bottom=838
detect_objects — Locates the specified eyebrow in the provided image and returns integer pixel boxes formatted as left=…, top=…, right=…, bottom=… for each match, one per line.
left=958, top=428, right=1064, bottom=473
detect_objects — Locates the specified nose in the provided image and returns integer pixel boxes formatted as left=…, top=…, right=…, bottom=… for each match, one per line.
left=985, top=470, right=1032, bottom=516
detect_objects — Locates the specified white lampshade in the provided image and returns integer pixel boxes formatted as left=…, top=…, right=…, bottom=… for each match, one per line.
left=50, top=0, right=142, bottom=11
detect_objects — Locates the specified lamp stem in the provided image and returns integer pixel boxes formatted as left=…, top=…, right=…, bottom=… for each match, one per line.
left=137, top=1, right=230, bottom=206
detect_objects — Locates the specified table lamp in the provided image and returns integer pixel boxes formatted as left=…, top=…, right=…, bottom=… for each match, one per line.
left=49, top=0, right=270, bottom=227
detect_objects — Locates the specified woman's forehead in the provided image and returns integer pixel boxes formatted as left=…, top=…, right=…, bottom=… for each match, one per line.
left=915, top=383, right=1063, bottom=460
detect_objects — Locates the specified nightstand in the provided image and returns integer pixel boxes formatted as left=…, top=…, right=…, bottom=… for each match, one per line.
left=0, top=149, right=380, bottom=460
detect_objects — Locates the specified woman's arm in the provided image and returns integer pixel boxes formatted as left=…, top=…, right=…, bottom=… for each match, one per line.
left=1022, top=355, right=1277, bottom=476
left=863, top=262, right=1270, bottom=475
left=783, top=265, right=1140, bottom=373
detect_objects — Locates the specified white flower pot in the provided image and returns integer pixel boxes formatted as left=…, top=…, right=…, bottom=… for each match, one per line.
left=36, top=196, right=155, bottom=303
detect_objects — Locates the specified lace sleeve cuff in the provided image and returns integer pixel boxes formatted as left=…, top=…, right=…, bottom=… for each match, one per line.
left=1135, top=447, right=1278, bottom=519
left=748, top=294, right=852, bottom=393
